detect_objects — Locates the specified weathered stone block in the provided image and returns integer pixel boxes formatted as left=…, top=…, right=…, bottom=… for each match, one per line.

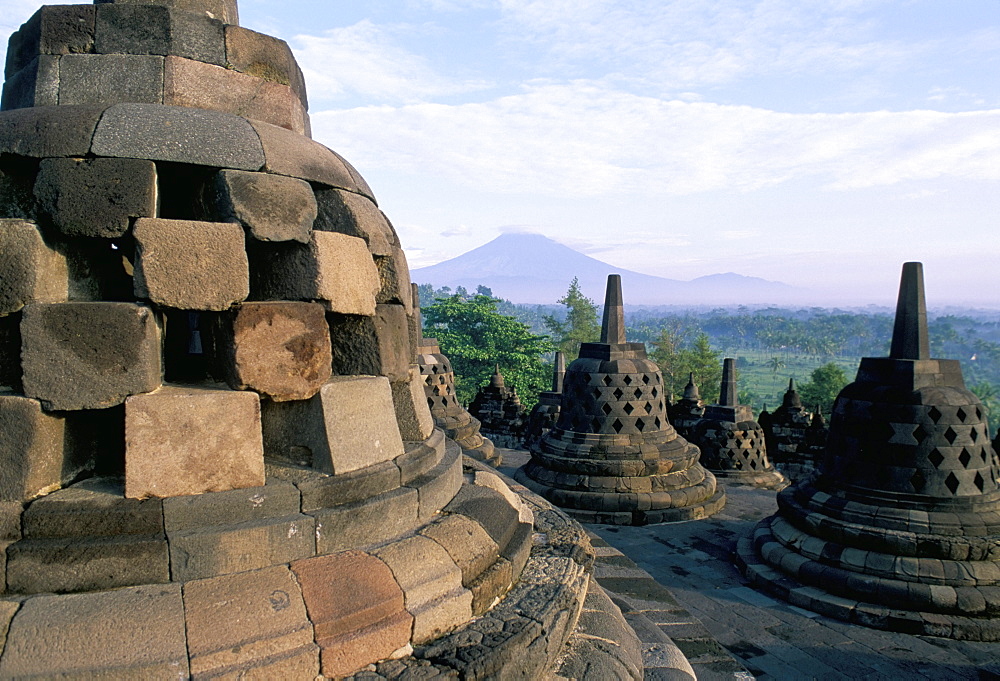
left=21, top=302, right=162, bottom=411
left=134, top=217, right=249, bottom=310
left=5, top=5, right=95, bottom=77
left=375, top=249, right=413, bottom=312
left=95, top=3, right=225, bottom=65
left=94, top=0, right=238, bottom=26
left=210, top=301, right=331, bottom=401
left=1, top=55, right=60, bottom=109
left=0, top=104, right=107, bottom=159
left=375, top=534, right=472, bottom=644
left=250, top=231, right=380, bottom=316
left=0, top=220, right=68, bottom=316
left=391, top=366, right=435, bottom=441
left=0, top=157, right=38, bottom=222
left=34, top=157, right=157, bottom=239
left=162, top=480, right=301, bottom=532
left=22, top=477, right=162, bottom=538
left=207, top=168, right=315, bottom=243
left=327, top=305, right=411, bottom=382
left=183, top=565, right=319, bottom=679
left=164, top=56, right=308, bottom=134
left=224, top=25, right=306, bottom=107
left=125, top=386, right=265, bottom=499
left=0, top=315, right=21, bottom=391
left=0, top=584, right=188, bottom=679
left=315, top=188, right=394, bottom=256
left=311, top=486, right=419, bottom=555
left=290, top=551, right=412, bottom=678
left=91, top=103, right=265, bottom=170
left=168, top=513, right=315, bottom=582
left=420, top=514, right=500, bottom=588
left=0, top=394, right=77, bottom=501
left=264, top=376, right=403, bottom=475
left=57, top=53, right=165, bottom=106
left=251, top=119, right=360, bottom=190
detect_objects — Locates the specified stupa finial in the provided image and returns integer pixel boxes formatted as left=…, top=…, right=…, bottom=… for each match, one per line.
left=411, top=283, right=424, bottom=343
left=490, top=364, right=505, bottom=388
left=889, top=262, right=930, bottom=360
left=600, top=274, right=626, bottom=344
left=552, top=352, right=566, bottom=392
left=682, top=372, right=700, bottom=401
left=719, top=358, right=737, bottom=407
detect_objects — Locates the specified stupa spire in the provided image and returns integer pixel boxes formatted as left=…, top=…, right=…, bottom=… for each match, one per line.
left=719, top=358, right=737, bottom=407
left=410, top=283, right=424, bottom=344
left=552, top=351, right=566, bottom=392
left=889, top=261, right=930, bottom=360
left=600, top=274, right=626, bottom=344
left=682, top=373, right=700, bottom=401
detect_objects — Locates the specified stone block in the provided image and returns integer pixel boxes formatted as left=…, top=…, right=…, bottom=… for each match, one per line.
left=410, top=446, right=463, bottom=520
left=6, top=533, right=170, bottom=594
left=327, top=305, right=411, bottom=382
left=210, top=301, right=331, bottom=401
left=391, top=366, right=435, bottom=441
left=290, top=551, right=413, bottom=678
left=21, top=302, right=162, bottom=411
left=0, top=157, right=38, bottom=222
left=445, top=484, right=521, bottom=551
left=0, top=394, right=75, bottom=501
left=311, top=487, right=419, bottom=555
left=420, top=514, right=500, bottom=588
left=162, top=480, right=301, bottom=532
left=164, top=56, right=308, bottom=134
left=0, top=219, right=68, bottom=316
left=34, top=157, right=157, bottom=238
left=0, top=584, right=188, bottom=679
left=250, top=231, right=380, bottom=315
left=207, top=168, right=315, bottom=243
left=1, top=55, right=60, bottom=109
left=375, top=535, right=472, bottom=644
left=94, top=0, right=239, bottom=26
left=133, top=217, right=249, bottom=310
left=91, top=103, right=265, bottom=170
left=251, top=119, right=361, bottom=190
left=95, top=3, right=225, bottom=65
left=0, top=104, right=107, bottom=159
left=125, top=385, right=265, bottom=499
left=315, top=188, right=394, bottom=256
left=183, top=565, right=319, bottom=678
left=22, top=477, right=163, bottom=538
left=168, top=513, right=316, bottom=582
left=224, top=25, right=306, bottom=107
left=5, top=6, right=96, bottom=78
left=375, top=249, right=413, bottom=312
left=57, top=53, right=165, bottom=106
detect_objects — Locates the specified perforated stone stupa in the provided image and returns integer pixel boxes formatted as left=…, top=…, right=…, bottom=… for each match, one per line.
left=668, top=372, right=705, bottom=440
left=0, top=2, right=598, bottom=676
left=738, top=263, right=1000, bottom=641
left=516, top=275, right=726, bottom=525
left=690, top=358, right=787, bottom=489
left=468, top=365, right=527, bottom=448
left=523, top=350, right=566, bottom=449
left=412, top=284, right=500, bottom=466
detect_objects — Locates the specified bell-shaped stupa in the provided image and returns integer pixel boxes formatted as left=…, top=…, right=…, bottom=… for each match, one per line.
left=668, top=372, right=705, bottom=439
left=523, top=351, right=566, bottom=449
left=738, top=263, right=1000, bottom=640
left=516, top=275, right=726, bottom=524
left=468, top=365, right=527, bottom=448
left=0, top=2, right=600, bottom=676
left=690, top=358, right=787, bottom=489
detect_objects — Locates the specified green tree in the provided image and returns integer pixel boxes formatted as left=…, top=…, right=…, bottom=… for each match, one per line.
left=543, top=277, right=600, bottom=361
left=767, top=355, right=785, bottom=394
left=650, top=330, right=722, bottom=400
left=798, top=363, right=850, bottom=414
left=422, top=294, right=554, bottom=407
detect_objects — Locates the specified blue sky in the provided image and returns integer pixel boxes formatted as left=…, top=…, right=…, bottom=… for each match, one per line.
left=3, top=1, right=1000, bottom=306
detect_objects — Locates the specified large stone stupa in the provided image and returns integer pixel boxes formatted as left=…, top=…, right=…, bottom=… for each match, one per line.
left=738, top=263, right=1000, bottom=641
left=517, top=275, right=726, bottom=525
left=0, top=2, right=598, bottom=677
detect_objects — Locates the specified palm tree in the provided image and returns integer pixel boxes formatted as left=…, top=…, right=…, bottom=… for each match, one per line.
left=767, top=356, right=785, bottom=396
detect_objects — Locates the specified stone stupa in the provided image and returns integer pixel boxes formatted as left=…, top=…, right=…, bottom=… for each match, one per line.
left=690, top=358, right=787, bottom=489
left=738, top=262, right=1000, bottom=641
left=668, top=372, right=706, bottom=439
left=411, top=284, right=500, bottom=466
left=0, top=2, right=598, bottom=676
left=522, top=350, right=566, bottom=449
left=516, top=274, right=726, bottom=525
left=468, top=365, right=527, bottom=448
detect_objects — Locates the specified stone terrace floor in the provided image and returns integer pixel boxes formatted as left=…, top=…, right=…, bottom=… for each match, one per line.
left=497, top=449, right=1000, bottom=680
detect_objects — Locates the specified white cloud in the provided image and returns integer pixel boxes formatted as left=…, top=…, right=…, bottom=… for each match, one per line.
left=312, top=82, right=1000, bottom=198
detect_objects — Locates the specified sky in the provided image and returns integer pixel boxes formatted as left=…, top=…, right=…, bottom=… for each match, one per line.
left=3, top=1, right=1000, bottom=307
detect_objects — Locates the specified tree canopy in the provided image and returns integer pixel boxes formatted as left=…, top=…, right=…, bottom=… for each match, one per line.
left=422, top=294, right=554, bottom=407
left=798, top=362, right=850, bottom=415
left=650, top=328, right=723, bottom=400
left=543, top=277, right=600, bottom=362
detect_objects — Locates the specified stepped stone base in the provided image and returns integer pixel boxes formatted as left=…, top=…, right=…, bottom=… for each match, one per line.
left=710, top=467, right=789, bottom=490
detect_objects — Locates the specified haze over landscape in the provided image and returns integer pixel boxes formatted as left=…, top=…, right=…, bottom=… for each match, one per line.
left=4, top=0, right=997, bottom=306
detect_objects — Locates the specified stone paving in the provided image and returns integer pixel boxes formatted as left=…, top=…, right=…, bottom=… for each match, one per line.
left=500, top=449, right=1000, bottom=680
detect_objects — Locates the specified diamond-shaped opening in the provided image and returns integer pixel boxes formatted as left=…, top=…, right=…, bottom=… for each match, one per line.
left=983, top=447, right=991, bottom=463
left=928, top=448, right=945, bottom=468
left=945, top=472, right=961, bottom=495
left=956, top=407, right=967, bottom=422
left=603, top=375, right=613, bottom=386
left=971, top=427, right=979, bottom=443
left=642, top=374, right=651, bottom=384
left=593, top=387, right=603, bottom=399
left=644, top=401, right=653, bottom=413
left=651, top=387, right=659, bottom=398
left=654, top=417, right=662, bottom=429
left=914, top=426, right=927, bottom=444
left=975, top=407, right=983, bottom=420
left=635, top=418, right=646, bottom=432
left=944, top=427, right=958, bottom=444
left=613, top=388, right=624, bottom=400
left=602, top=403, right=613, bottom=415
left=633, top=388, right=643, bottom=399
left=750, top=458, right=759, bottom=470
left=910, top=469, right=926, bottom=492
left=928, top=406, right=942, bottom=423
left=426, top=398, right=434, bottom=408
left=974, top=471, right=986, bottom=492
left=431, top=365, right=440, bottom=374
left=623, top=375, right=633, bottom=386
left=623, top=403, right=635, bottom=415
left=611, top=418, right=624, bottom=433
left=592, top=418, right=603, bottom=432
left=959, top=447, right=972, bottom=468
